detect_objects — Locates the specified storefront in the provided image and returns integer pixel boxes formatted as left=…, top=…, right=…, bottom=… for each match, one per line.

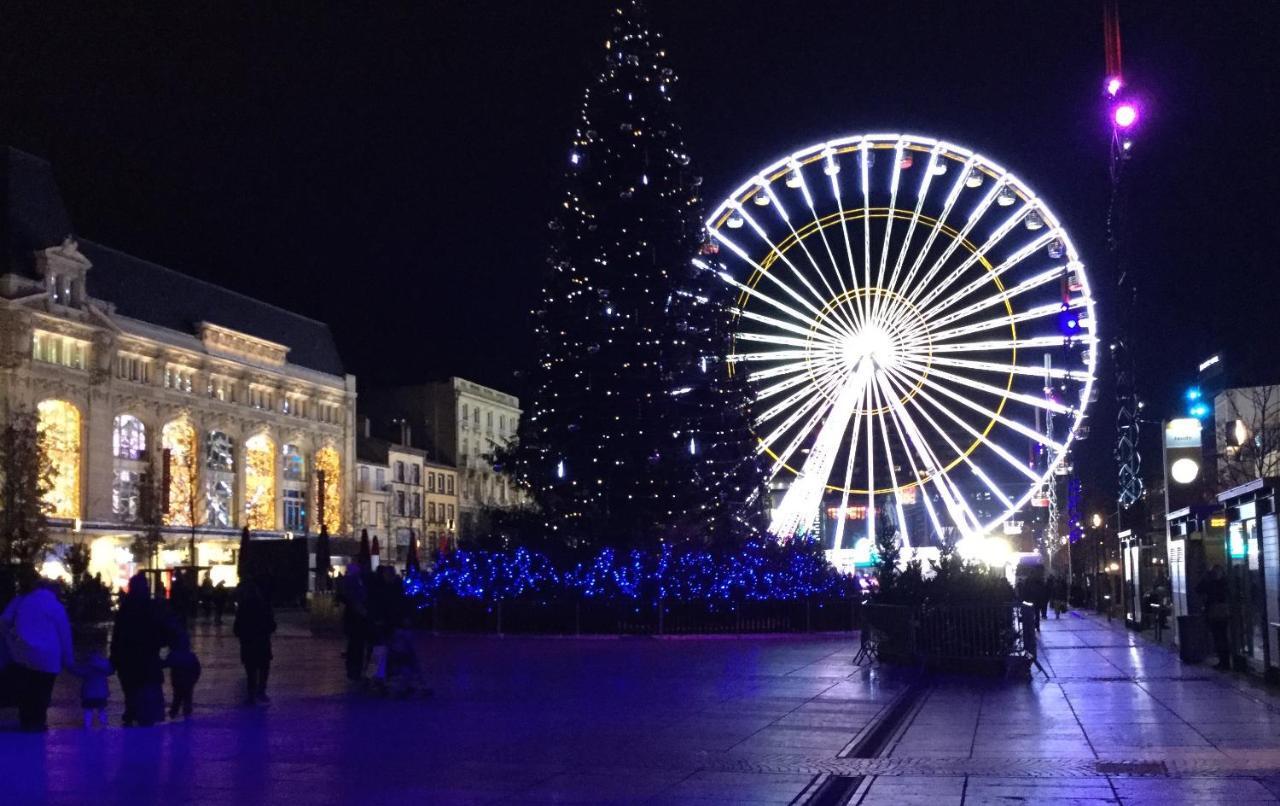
left=1217, top=479, right=1280, bottom=681
left=1120, top=528, right=1168, bottom=631
left=1165, top=505, right=1226, bottom=651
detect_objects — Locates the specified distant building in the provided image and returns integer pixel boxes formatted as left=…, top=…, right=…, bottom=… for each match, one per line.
left=0, top=148, right=356, bottom=590
left=364, top=377, right=524, bottom=539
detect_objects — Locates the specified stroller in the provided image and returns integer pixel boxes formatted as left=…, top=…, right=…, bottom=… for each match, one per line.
left=380, top=626, right=430, bottom=699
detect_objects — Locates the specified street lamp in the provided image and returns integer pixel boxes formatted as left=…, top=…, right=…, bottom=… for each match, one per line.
left=1091, top=513, right=1103, bottom=529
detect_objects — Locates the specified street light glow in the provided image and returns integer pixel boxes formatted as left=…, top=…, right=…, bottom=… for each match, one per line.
left=1113, top=102, right=1138, bottom=129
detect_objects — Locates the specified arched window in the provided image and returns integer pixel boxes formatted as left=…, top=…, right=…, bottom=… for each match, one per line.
left=245, top=433, right=276, bottom=530
left=314, top=445, right=340, bottom=533
left=112, top=414, right=146, bottom=460
left=206, top=431, right=234, bottom=471
left=161, top=420, right=197, bottom=527
left=282, top=444, right=305, bottom=481
left=205, top=431, right=235, bottom=527
left=37, top=400, right=80, bottom=518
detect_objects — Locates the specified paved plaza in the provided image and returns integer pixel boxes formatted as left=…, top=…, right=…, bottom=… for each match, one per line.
left=3, top=612, right=1280, bottom=804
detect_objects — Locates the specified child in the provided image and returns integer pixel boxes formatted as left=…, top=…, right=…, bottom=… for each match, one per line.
left=75, top=650, right=113, bottom=728
left=163, top=631, right=201, bottom=718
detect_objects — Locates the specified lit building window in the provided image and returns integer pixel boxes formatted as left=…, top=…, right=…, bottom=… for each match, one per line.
left=37, top=399, right=80, bottom=519
left=282, top=444, right=305, bottom=481
left=112, top=414, right=147, bottom=460
left=32, top=331, right=88, bottom=370
left=115, top=353, right=150, bottom=383
left=314, top=445, right=341, bottom=533
left=113, top=470, right=141, bottom=521
left=162, top=419, right=198, bottom=527
left=205, top=430, right=235, bottom=527
left=245, top=433, right=276, bottom=530
left=283, top=489, right=306, bottom=532
left=164, top=365, right=194, bottom=393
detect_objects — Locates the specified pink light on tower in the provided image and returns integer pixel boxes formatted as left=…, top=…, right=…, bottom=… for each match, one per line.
left=1112, top=102, right=1138, bottom=129
left=1106, top=77, right=1123, bottom=97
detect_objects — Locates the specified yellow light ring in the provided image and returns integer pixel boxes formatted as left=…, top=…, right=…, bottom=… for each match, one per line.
left=727, top=207, right=1017, bottom=496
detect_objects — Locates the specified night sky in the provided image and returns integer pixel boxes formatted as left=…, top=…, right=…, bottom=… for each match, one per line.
left=3, top=1, right=1279, bottom=486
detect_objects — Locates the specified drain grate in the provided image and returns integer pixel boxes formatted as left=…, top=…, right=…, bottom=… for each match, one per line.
left=802, top=774, right=863, bottom=806
left=1095, top=761, right=1167, bottom=776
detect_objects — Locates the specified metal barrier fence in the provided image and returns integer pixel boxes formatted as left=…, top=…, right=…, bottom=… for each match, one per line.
left=858, top=602, right=1040, bottom=675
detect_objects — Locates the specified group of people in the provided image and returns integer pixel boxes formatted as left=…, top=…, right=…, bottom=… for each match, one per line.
left=337, top=562, right=425, bottom=696
left=1, top=569, right=277, bottom=731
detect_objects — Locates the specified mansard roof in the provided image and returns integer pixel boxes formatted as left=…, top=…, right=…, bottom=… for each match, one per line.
left=1, top=146, right=345, bottom=378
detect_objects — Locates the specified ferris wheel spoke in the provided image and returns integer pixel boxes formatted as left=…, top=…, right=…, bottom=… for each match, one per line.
left=897, top=358, right=1073, bottom=416
left=921, top=232, right=1060, bottom=323
left=879, top=366, right=1017, bottom=511
left=735, top=201, right=859, bottom=334
left=819, top=151, right=870, bottom=327
left=918, top=299, right=1081, bottom=346
left=736, top=332, right=830, bottom=350
left=754, top=362, right=845, bottom=428
left=874, top=370, right=980, bottom=538
left=906, top=199, right=1029, bottom=314
left=824, top=152, right=869, bottom=328
left=870, top=374, right=911, bottom=546
left=831, top=401, right=867, bottom=552
left=873, top=373, right=948, bottom=541
left=860, top=147, right=873, bottom=310
left=870, top=142, right=906, bottom=324
left=789, top=163, right=864, bottom=333
left=894, top=157, right=975, bottom=305
left=769, top=368, right=869, bottom=536
left=904, top=379, right=1041, bottom=483
left=912, top=205, right=1037, bottom=314
left=926, top=354, right=1092, bottom=383
left=883, top=146, right=943, bottom=300
left=929, top=334, right=1094, bottom=354
left=925, top=266, right=1066, bottom=332
left=705, top=256, right=850, bottom=342
left=736, top=306, right=841, bottom=341
left=896, top=363, right=1067, bottom=451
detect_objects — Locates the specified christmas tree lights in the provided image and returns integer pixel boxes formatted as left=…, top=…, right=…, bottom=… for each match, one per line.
left=516, top=0, right=764, bottom=549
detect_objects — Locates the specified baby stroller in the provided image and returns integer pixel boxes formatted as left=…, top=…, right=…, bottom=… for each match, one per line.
left=382, top=627, right=430, bottom=699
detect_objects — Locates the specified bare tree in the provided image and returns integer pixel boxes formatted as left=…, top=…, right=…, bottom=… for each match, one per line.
left=1216, top=385, right=1280, bottom=488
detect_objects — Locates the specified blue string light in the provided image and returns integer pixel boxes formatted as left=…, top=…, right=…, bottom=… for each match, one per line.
left=403, top=538, right=858, bottom=609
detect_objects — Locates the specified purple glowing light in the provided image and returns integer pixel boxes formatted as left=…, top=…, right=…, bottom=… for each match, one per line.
left=1112, top=103, right=1138, bottom=129
left=1105, top=77, right=1123, bottom=97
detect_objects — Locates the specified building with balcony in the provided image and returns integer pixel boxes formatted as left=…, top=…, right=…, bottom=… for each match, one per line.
left=355, top=435, right=457, bottom=569
left=0, top=148, right=356, bottom=590
left=363, top=377, right=523, bottom=540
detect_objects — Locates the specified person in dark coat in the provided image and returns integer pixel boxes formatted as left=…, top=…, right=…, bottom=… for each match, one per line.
left=1197, top=564, right=1231, bottom=669
left=164, top=629, right=202, bottom=718
left=110, top=573, right=169, bottom=726
left=233, top=578, right=276, bottom=704
left=338, top=563, right=369, bottom=681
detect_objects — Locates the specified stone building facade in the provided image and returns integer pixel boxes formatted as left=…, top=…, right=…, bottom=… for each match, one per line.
left=363, top=376, right=523, bottom=540
left=0, top=148, right=356, bottom=590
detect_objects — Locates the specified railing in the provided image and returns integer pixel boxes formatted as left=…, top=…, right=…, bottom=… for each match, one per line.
left=858, top=602, right=1038, bottom=675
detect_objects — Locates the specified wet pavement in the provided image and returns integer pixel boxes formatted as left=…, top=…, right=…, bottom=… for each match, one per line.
left=1, top=610, right=1279, bottom=804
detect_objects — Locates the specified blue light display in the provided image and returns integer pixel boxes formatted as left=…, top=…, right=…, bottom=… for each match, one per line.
left=402, top=539, right=858, bottom=609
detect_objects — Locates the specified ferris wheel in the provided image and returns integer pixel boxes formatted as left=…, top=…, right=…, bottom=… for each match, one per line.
left=700, top=133, right=1096, bottom=546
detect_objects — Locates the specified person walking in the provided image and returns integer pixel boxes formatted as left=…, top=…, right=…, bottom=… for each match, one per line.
left=164, top=628, right=202, bottom=718
left=110, top=573, right=169, bottom=726
left=338, top=563, right=369, bottom=682
left=0, top=569, right=75, bottom=731
left=233, top=578, right=276, bottom=704
left=73, top=650, right=114, bottom=728
left=1197, top=564, right=1232, bottom=669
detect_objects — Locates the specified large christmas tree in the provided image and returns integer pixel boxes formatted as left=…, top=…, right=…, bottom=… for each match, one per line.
left=517, top=0, right=764, bottom=549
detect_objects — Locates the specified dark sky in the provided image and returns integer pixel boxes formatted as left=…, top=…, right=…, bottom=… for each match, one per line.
left=3, top=1, right=1278, bottom=426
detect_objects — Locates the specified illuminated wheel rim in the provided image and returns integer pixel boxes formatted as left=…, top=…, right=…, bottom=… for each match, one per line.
left=701, top=133, right=1097, bottom=544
